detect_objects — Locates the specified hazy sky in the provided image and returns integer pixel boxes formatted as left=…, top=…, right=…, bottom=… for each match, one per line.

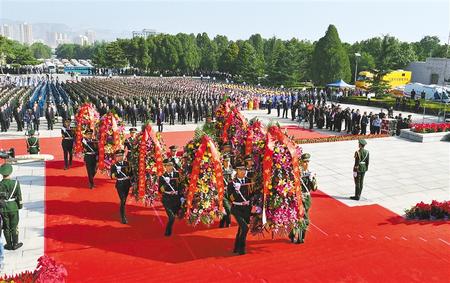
left=1, top=0, right=449, bottom=43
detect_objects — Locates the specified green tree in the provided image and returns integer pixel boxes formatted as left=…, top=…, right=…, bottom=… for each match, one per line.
left=176, top=33, right=200, bottom=74
left=29, top=42, right=52, bottom=59
left=377, top=35, right=417, bottom=70
left=311, top=25, right=351, bottom=85
left=55, top=44, right=76, bottom=59
left=369, top=70, right=391, bottom=98
left=136, top=37, right=151, bottom=72
left=267, top=41, right=296, bottom=86
left=92, top=43, right=108, bottom=67
left=414, top=36, right=441, bottom=60
left=235, top=42, right=261, bottom=83
left=219, top=41, right=239, bottom=73
left=196, top=33, right=218, bottom=72
left=104, top=41, right=128, bottom=69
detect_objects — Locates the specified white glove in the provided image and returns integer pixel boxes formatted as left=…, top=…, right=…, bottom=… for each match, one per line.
left=164, top=177, right=170, bottom=183
left=180, top=197, right=185, bottom=203
left=233, top=182, right=241, bottom=190
left=116, top=166, right=122, bottom=171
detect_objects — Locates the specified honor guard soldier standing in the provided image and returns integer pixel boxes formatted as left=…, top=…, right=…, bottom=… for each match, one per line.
left=228, top=162, right=255, bottom=255
left=159, top=159, right=182, bottom=236
left=219, top=154, right=234, bottom=228
left=124, top=127, right=137, bottom=161
left=168, top=145, right=181, bottom=172
left=0, top=164, right=23, bottom=250
left=290, top=153, right=317, bottom=244
left=351, top=139, right=369, bottom=200
left=110, top=149, right=133, bottom=224
left=61, top=118, right=74, bottom=170
left=26, top=130, right=40, bottom=155
left=82, top=129, right=98, bottom=189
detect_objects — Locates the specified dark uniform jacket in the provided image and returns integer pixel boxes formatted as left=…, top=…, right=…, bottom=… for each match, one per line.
left=27, top=137, right=40, bottom=154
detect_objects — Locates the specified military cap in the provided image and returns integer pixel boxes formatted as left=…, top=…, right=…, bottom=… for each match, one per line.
left=169, top=145, right=178, bottom=151
left=129, top=127, right=137, bottom=132
left=28, top=129, right=35, bottom=136
left=358, top=139, right=367, bottom=146
left=85, top=129, right=93, bottom=134
left=235, top=161, right=246, bottom=170
left=64, top=118, right=72, bottom=122
left=301, top=153, right=311, bottom=161
left=115, top=149, right=125, bottom=155
left=244, top=155, right=253, bottom=161
left=0, top=163, right=13, bottom=176
left=221, top=141, right=232, bottom=148
left=163, top=158, right=173, bottom=165
left=223, top=154, right=231, bottom=161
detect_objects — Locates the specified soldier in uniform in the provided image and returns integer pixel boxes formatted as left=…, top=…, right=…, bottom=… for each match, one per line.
left=0, top=164, right=23, bottom=250
left=124, top=127, right=137, bottom=161
left=168, top=145, right=181, bottom=172
left=26, top=130, right=40, bottom=155
left=61, top=118, right=74, bottom=170
left=350, top=139, right=369, bottom=201
left=82, top=129, right=98, bottom=189
left=228, top=162, right=256, bottom=255
left=219, top=154, right=234, bottom=228
left=244, top=155, right=255, bottom=181
left=159, top=159, right=182, bottom=236
left=289, top=153, right=317, bottom=244
left=221, top=142, right=235, bottom=167
left=110, top=149, right=133, bottom=224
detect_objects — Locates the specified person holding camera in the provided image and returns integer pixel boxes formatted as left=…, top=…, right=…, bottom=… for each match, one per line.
left=0, top=163, right=23, bottom=250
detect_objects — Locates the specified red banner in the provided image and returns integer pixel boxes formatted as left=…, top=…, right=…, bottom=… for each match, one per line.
left=137, top=124, right=164, bottom=198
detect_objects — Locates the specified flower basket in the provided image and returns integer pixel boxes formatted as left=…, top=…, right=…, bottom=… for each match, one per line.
left=410, top=123, right=450, bottom=133
left=73, top=103, right=99, bottom=156
left=132, top=124, right=165, bottom=205
left=261, top=125, right=304, bottom=236
left=97, top=112, right=125, bottom=174
left=221, top=107, right=248, bottom=157
left=184, top=135, right=225, bottom=226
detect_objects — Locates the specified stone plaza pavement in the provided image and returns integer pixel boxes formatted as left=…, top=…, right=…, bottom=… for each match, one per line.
left=1, top=162, right=45, bottom=276
left=0, top=108, right=448, bottom=276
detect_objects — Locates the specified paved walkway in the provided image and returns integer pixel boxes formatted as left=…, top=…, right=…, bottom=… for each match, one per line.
left=1, top=161, right=45, bottom=276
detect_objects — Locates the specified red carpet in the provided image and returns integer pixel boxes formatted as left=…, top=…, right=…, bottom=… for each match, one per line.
left=2, top=130, right=449, bottom=282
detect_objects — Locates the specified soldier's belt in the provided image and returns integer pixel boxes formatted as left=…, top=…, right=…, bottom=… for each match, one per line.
left=6, top=198, right=16, bottom=202
left=117, top=177, right=130, bottom=181
left=359, top=162, right=366, bottom=164
left=233, top=201, right=250, bottom=206
left=164, top=191, right=177, bottom=195
left=85, top=152, right=96, bottom=155
left=29, top=146, right=37, bottom=147
left=63, top=137, right=73, bottom=140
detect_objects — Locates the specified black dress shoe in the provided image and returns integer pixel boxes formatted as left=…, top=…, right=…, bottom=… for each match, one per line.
left=350, top=196, right=359, bottom=200
left=12, top=243, right=23, bottom=250
left=121, top=217, right=128, bottom=224
left=4, top=244, right=13, bottom=250
left=238, top=250, right=246, bottom=255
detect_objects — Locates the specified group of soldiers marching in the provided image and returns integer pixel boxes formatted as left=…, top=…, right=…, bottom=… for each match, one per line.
left=52, top=115, right=319, bottom=256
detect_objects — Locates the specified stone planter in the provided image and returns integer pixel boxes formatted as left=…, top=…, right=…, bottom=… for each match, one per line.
left=399, top=129, right=450, bottom=142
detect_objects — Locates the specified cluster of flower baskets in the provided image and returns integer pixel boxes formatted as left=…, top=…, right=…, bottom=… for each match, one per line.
left=410, top=123, right=450, bottom=133
left=73, top=103, right=99, bottom=156
left=405, top=200, right=450, bottom=220
left=97, top=112, right=125, bottom=174
left=0, top=255, right=67, bottom=283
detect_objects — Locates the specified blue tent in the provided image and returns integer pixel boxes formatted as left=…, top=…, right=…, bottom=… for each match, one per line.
left=326, top=79, right=354, bottom=88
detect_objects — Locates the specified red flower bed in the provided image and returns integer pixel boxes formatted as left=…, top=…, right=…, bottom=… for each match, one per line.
left=405, top=200, right=450, bottom=220
left=295, top=134, right=389, bottom=144
left=410, top=123, right=450, bottom=133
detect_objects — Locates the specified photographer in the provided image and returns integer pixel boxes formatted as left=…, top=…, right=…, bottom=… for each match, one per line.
left=0, top=163, right=23, bottom=250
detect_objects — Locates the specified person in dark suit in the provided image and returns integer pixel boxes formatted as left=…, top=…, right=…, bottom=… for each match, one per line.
left=110, top=149, right=133, bottom=224
left=227, top=162, right=255, bottom=255
left=45, top=104, right=55, bottom=130
left=159, top=159, right=182, bottom=236
left=82, top=129, right=98, bottom=189
left=61, top=118, right=75, bottom=170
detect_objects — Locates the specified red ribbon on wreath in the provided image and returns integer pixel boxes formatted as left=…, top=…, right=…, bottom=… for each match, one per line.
left=74, top=103, right=99, bottom=154
left=137, top=124, right=164, bottom=198
left=221, top=108, right=248, bottom=143
left=263, top=126, right=304, bottom=217
left=98, top=113, right=121, bottom=171
left=185, top=135, right=224, bottom=219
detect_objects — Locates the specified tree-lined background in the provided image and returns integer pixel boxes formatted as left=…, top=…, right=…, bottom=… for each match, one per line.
left=1, top=25, right=448, bottom=87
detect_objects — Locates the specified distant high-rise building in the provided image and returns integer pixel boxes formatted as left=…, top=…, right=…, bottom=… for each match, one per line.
left=20, top=23, right=33, bottom=44
left=75, top=35, right=89, bottom=46
left=132, top=29, right=157, bottom=38
left=85, top=30, right=95, bottom=45
left=1, top=24, right=13, bottom=39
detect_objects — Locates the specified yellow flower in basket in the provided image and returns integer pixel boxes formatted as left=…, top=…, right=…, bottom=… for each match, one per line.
left=203, top=201, right=211, bottom=209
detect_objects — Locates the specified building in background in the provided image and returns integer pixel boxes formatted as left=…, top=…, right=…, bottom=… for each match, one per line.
left=20, top=22, right=33, bottom=44
left=406, top=58, right=450, bottom=85
left=132, top=29, right=157, bottom=38
left=85, top=30, right=95, bottom=45
left=1, top=24, right=13, bottom=39
left=74, top=35, right=89, bottom=46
